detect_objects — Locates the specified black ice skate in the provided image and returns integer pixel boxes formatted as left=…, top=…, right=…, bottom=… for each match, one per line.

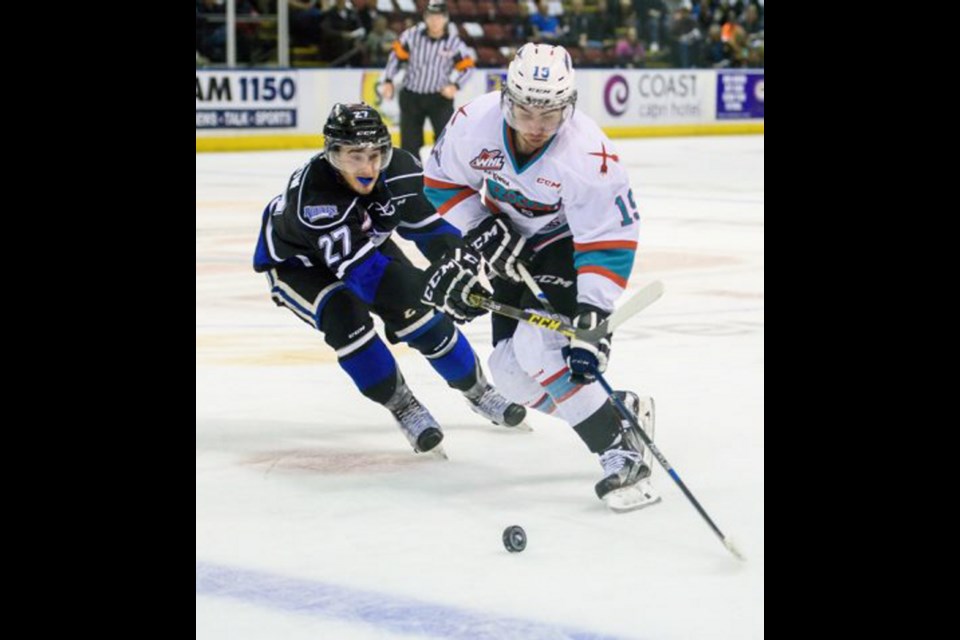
left=595, top=391, right=660, bottom=512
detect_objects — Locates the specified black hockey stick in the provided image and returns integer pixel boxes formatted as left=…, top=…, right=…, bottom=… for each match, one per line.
left=514, top=264, right=746, bottom=561
left=596, top=373, right=745, bottom=560
left=465, top=280, right=664, bottom=341
left=466, top=294, right=576, bottom=337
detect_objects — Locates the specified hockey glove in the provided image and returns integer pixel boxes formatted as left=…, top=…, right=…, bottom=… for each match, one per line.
left=464, top=217, right=528, bottom=283
left=563, top=306, right=612, bottom=385
left=421, top=247, right=490, bottom=323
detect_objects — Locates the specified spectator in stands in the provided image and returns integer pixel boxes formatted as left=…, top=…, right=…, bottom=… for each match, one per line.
left=746, top=41, right=763, bottom=68
left=722, top=0, right=745, bottom=21
left=563, top=0, right=594, bottom=49
left=530, top=0, right=562, bottom=43
left=197, top=0, right=226, bottom=63
left=197, top=0, right=258, bottom=64
left=742, top=3, right=763, bottom=35
left=703, top=22, right=730, bottom=67
left=607, top=0, right=639, bottom=36
left=586, top=0, right=616, bottom=48
left=614, top=25, right=646, bottom=68
left=693, top=0, right=719, bottom=34
left=720, top=11, right=737, bottom=45
left=289, top=1, right=324, bottom=47
left=320, top=0, right=366, bottom=66
left=724, top=21, right=749, bottom=67
left=633, top=0, right=665, bottom=53
left=514, top=1, right=534, bottom=44
left=366, top=15, right=398, bottom=66
left=353, top=0, right=377, bottom=36
left=670, top=4, right=702, bottom=68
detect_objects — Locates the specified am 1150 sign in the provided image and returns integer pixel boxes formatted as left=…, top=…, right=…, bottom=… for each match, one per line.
left=196, top=75, right=296, bottom=103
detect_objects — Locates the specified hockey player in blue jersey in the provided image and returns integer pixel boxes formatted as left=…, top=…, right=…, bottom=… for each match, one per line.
left=253, top=103, right=525, bottom=453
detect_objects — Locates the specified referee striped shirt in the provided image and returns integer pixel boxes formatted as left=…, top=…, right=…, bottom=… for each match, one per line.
left=383, top=23, right=475, bottom=94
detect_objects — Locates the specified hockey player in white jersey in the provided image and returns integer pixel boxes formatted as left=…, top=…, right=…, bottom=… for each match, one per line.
left=418, top=43, right=659, bottom=511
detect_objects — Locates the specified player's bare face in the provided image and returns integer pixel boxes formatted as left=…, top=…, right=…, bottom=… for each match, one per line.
left=512, top=105, right=564, bottom=153
left=336, top=147, right=384, bottom=194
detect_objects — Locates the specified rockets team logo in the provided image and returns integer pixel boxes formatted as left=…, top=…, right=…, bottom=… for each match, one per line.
left=485, top=179, right=562, bottom=218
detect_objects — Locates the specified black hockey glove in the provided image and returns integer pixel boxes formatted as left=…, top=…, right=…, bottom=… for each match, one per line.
left=562, top=306, right=612, bottom=385
left=464, top=217, right=528, bottom=283
left=420, top=247, right=490, bottom=323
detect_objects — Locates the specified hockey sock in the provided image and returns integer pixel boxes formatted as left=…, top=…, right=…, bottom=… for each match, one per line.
left=572, top=401, right=622, bottom=453
left=403, top=315, right=478, bottom=391
left=338, top=335, right=399, bottom=404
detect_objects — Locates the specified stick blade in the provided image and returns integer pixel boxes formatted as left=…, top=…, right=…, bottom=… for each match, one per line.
left=608, top=280, right=665, bottom=333
left=724, top=536, right=747, bottom=562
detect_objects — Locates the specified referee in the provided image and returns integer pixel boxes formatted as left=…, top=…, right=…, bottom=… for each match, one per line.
left=380, top=1, right=475, bottom=157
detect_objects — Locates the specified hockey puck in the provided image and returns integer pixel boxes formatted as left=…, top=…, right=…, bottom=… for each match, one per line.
left=502, top=525, right=526, bottom=552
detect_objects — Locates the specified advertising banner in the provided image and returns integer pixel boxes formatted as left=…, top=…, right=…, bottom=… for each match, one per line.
left=196, top=70, right=300, bottom=130
left=716, top=71, right=764, bottom=119
left=580, top=70, right=717, bottom=127
left=197, top=67, right=762, bottom=147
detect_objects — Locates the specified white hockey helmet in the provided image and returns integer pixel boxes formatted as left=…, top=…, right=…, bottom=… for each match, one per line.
left=502, top=44, right=577, bottom=134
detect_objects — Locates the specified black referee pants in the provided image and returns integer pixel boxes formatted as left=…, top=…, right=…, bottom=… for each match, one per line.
left=399, top=88, right=454, bottom=158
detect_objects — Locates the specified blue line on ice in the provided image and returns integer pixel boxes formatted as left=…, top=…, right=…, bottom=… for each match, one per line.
left=197, top=561, right=629, bottom=640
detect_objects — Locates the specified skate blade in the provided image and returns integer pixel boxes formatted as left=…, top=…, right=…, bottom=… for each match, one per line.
left=426, top=445, right=449, bottom=460
left=603, top=480, right=661, bottom=513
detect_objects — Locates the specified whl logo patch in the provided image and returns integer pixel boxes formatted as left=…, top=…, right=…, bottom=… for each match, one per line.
left=470, top=149, right=505, bottom=171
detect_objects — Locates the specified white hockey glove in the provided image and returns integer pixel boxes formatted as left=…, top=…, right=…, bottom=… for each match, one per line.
left=563, top=307, right=612, bottom=385
left=420, top=247, right=490, bottom=323
left=464, top=217, right=528, bottom=283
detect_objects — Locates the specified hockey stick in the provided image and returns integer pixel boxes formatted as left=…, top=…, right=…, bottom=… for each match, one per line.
left=516, top=264, right=746, bottom=562
left=598, top=373, right=745, bottom=561
left=517, top=262, right=558, bottom=314
left=518, top=262, right=666, bottom=337
left=466, top=294, right=578, bottom=337
left=465, top=279, right=664, bottom=341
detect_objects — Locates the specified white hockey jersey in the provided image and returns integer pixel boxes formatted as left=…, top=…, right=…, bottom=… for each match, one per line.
left=423, top=91, right=640, bottom=312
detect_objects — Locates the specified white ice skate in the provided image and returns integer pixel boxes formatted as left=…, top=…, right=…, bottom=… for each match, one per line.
left=387, top=383, right=446, bottom=457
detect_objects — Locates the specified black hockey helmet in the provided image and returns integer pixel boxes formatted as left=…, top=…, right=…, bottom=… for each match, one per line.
left=323, top=103, right=393, bottom=174
left=425, top=1, right=448, bottom=16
